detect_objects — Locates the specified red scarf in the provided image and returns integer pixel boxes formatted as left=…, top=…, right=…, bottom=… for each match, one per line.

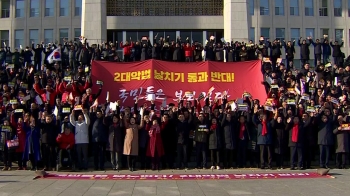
left=239, top=123, right=245, bottom=139
left=262, top=120, right=267, bottom=136
left=210, top=124, right=217, bottom=131
left=292, top=123, right=299, bottom=143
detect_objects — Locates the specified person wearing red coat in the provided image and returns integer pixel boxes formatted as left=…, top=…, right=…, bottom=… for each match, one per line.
left=56, top=127, right=75, bottom=168
left=146, top=119, right=164, bottom=170
left=33, top=82, right=58, bottom=107
left=120, top=41, right=134, bottom=62
left=15, top=119, right=27, bottom=170
left=183, top=42, right=195, bottom=62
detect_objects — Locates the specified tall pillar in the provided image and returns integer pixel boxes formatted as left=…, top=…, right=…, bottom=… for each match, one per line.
left=81, top=0, right=107, bottom=44
left=223, top=0, right=249, bottom=42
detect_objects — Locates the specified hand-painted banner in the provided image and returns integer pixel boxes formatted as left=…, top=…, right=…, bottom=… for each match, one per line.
left=42, top=173, right=331, bottom=180
left=91, top=60, right=266, bottom=107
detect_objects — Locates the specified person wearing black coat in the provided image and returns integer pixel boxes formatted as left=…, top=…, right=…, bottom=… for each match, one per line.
left=317, top=114, right=334, bottom=168
left=311, top=39, right=322, bottom=67
left=330, top=40, right=344, bottom=67
left=271, top=113, right=288, bottom=169
left=254, top=112, right=273, bottom=169
left=133, top=42, right=142, bottom=61
left=333, top=115, right=349, bottom=169
left=268, top=40, right=282, bottom=72
left=322, top=39, right=331, bottom=63
left=40, top=115, right=59, bottom=170
left=172, top=42, right=182, bottom=62
left=194, top=114, right=209, bottom=169
left=208, top=118, right=222, bottom=170
left=108, top=115, right=124, bottom=170
left=221, top=112, right=236, bottom=168
left=91, top=110, right=107, bottom=170
left=31, top=43, right=43, bottom=71
left=175, top=114, right=192, bottom=169
left=282, top=40, right=295, bottom=71
left=303, top=113, right=317, bottom=169
left=141, top=40, right=152, bottom=61
left=286, top=116, right=306, bottom=170
left=160, top=114, right=176, bottom=169
left=298, top=37, right=311, bottom=66
left=236, top=115, right=251, bottom=168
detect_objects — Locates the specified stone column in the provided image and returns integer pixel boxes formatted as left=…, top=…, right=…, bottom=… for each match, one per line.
left=223, top=0, right=249, bottom=43
left=81, top=0, right=107, bottom=44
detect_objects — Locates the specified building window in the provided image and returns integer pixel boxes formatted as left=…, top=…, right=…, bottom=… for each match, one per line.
left=275, top=28, right=285, bottom=41
left=305, top=0, right=314, bottom=16
left=1, top=0, right=10, bottom=18
left=29, top=29, right=39, bottom=45
left=260, top=0, right=269, bottom=15
left=305, top=28, right=315, bottom=39
left=0, top=30, right=9, bottom=47
left=74, top=28, right=81, bottom=41
left=30, top=0, right=40, bottom=17
left=45, top=0, right=54, bottom=16
left=249, top=27, right=255, bottom=42
left=335, top=29, right=344, bottom=42
left=320, top=28, right=329, bottom=37
left=249, top=0, right=254, bottom=15
left=290, top=0, right=299, bottom=16
left=44, top=29, right=54, bottom=44
left=59, top=29, right=69, bottom=43
left=319, top=0, right=328, bottom=16
left=15, top=30, right=24, bottom=48
left=291, top=28, right=300, bottom=42
left=60, top=0, right=70, bottom=16
left=75, top=0, right=82, bottom=16
left=15, top=0, right=25, bottom=18
left=260, top=28, right=270, bottom=41
left=334, top=0, right=342, bottom=17
left=107, top=0, right=223, bottom=16
left=275, top=0, right=284, bottom=15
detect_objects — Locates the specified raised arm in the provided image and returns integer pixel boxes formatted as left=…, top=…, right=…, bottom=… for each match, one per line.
left=69, top=110, right=76, bottom=126
left=83, top=109, right=90, bottom=125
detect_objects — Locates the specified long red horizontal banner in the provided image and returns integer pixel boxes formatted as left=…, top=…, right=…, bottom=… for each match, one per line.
left=92, top=60, right=267, bottom=108
left=42, top=173, right=331, bottom=180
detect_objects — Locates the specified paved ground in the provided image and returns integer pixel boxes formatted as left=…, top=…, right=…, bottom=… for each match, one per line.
left=0, top=168, right=349, bottom=196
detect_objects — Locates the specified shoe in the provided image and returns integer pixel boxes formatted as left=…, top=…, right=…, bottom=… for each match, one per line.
left=2, top=167, right=8, bottom=171
left=202, top=167, right=207, bottom=170
left=216, top=166, right=221, bottom=170
left=52, top=168, right=56, bottom=171
left=298, top=167, right=305, bottom=170
left=43, top=167, right=47, bottom=171
left=266, top=166, right=272, bottom=170
left=17, top=167, right=23, bottom=170
left=184, top=167, right=188, bottom=170
left=210, top=166, right=215, bottom=170
left=290, top=167, right=296, bottom=170
left=23, top=167, right=27, bottom=170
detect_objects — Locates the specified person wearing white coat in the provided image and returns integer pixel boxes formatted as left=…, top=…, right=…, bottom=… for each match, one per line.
left=70, top=109, right=90, bottom=170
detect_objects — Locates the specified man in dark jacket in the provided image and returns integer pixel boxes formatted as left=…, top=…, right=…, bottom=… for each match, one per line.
left=91, top=110, right=107, bottom=170
left=0, top=47, right=5, bottom=67
left=317, top=114, right=334, bottom=168
left=311, top=39, right=322, bottom=67
left=286, top=116, right=306, bottom=170
left=194, top=113, right=209, bottom=169
left=175, top=114, right=191, bottom=169
left=254, top=113, right=273, bottom=169
left=322, top=39, right=331, bottom=63
left=40, top=114, right=59, bottom=171
left=32, top=42, right=43, bottom=71
left=298, top=37, right=311, bottom=66
left=330, top=40, right=344, bottom=67
left=21, top=47, right=33, bottom=68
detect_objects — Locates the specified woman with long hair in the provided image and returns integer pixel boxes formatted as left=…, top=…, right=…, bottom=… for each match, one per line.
left=146, top=119, right=164, bottom=170
left=123, top=113, right=144, bottom=171
left=108, top=114, right=124, bottom=171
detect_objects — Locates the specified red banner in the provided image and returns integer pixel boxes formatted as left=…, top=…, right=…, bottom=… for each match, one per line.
left=91, top=60, right=266, bottom=108
left=43, top=172, right=331, bottom=180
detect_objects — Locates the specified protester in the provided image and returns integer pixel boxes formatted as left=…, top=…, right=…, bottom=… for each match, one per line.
left=0, top=32, right=349, bottom=173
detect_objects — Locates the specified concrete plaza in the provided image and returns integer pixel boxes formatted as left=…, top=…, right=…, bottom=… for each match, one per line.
left=0, top=168, right=349, bottom=196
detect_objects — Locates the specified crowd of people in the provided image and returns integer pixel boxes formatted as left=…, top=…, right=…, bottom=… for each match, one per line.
left=0, top=33, right=349, bottom=172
